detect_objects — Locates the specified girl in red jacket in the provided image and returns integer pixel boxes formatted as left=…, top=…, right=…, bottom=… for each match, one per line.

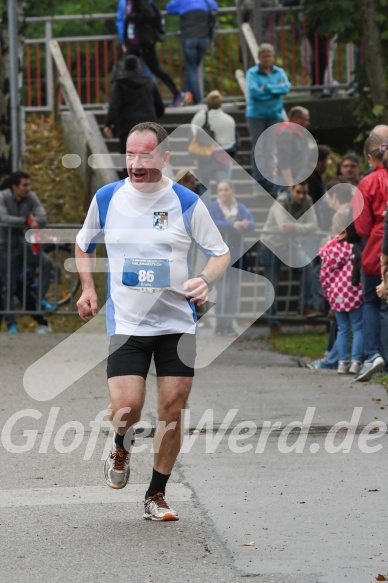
left=352, top=126, right=388, bottom=381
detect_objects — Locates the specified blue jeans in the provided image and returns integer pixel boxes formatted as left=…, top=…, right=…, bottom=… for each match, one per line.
left=181, top=37, right=209, bottom=104
left=362, top=274, right=388, bottom=361
left=246, top=117, right=279, bottom=193
left=334, top=307, right=363, bottom=363
left=319, top=340, right=339, bottom=368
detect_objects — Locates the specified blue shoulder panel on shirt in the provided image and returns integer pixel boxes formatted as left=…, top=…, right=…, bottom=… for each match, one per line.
left=172, top=182, right=199, bottom=239
left=96, top=180, right=125, bottom=229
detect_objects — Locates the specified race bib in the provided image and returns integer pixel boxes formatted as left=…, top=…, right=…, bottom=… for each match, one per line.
left=122, top=258, right=171, bottom=291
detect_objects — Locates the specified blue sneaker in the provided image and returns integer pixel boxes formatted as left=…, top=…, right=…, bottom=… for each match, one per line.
left=41, top=298, right=58, bottom=312
left=8, top=324, right=19, bottom=334
left=171, top=91, right=186, bottom=107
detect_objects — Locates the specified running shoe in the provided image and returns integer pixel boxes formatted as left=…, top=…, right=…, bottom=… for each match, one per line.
left=183, top=91, right=194, bottom=105
left=35, top=324, right=52, bottom=334
left=8, top=324, right=19, bottom=334
left=104, top=433, right=130, bottom=489
left=41, top=298, right=58, bottom=312
left=171, top=91, right=186, bottom=107
left=144, top=492, right=179, bottom=521
left=337, top=361, right=350, bottom=374
left=349, top=361, right=362, bottom=375
left=354, top=354, right=385, bottom=382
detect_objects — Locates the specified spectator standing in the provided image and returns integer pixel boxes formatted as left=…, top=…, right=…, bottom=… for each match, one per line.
left=245, top=43, right=290, bottom=195
left=190, top=90, right=238, bottom=205
left=260, top=179, right=319, bottom=334
left=103, top=55, right=164, bottom=155
left=319, top=210, right=363, bottom=374
left=307, top=144, right=332, bottom=231
left=0, top=171, right=55, bottom=334
left=275, top=106, right=311, bottom=190
left=307, top=180, right=357, bottom=371
left=337, top=153, right=361, bottom=186
left=165, top=0, right=218, bottom=105
left=208, top=180, right=256, bottom=336
left=353, top=127, right=388, bottom=381
left=116, top=0, right=186, bottom=106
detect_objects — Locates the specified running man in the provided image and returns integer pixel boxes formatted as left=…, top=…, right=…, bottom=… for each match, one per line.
left=75, top=122, right=230, bottom=521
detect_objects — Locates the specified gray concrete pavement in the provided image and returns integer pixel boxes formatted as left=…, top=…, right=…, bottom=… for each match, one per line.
left=1, top=329, right=387, bottom=583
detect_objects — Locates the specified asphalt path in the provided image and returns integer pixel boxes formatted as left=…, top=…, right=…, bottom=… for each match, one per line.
left=1, top=329, right=387, bottom=583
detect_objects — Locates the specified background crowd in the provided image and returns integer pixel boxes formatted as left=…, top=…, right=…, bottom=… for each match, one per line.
left=2, top=0, right=388, bottom=389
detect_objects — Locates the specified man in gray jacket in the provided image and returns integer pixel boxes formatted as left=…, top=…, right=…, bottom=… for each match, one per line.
left=0, top=171, right=54, bottom=333
left=260, top=179, right=320, bottom=333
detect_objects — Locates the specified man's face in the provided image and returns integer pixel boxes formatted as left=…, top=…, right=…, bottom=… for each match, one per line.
left=291, top=183, right=308, bottom=204
left=126, top=131, right=169, bottom=192
left=259, top=50, right=275, bottom=68
left=12, top=178, right=31, bottom=201
left=340, top=159, right=359, bottom=183
left=295, top=112, right=310, bottom=128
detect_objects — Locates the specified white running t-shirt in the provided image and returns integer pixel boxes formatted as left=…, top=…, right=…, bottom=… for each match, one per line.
left=76, top=178, right=229, bottom=336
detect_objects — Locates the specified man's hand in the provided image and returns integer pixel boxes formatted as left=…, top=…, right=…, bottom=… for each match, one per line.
left=77, top=289, right=98, bottom=322
left=234, top=219, right=250, bottom=230
left=182, top=277, right=210, bottom=306
left=280, top=220, right=296, bottom=232
left=102, top=127, right=113, bottom=139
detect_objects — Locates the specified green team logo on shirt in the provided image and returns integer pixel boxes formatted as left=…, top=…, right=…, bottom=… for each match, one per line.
left=153, top=211, right=168, bottom=230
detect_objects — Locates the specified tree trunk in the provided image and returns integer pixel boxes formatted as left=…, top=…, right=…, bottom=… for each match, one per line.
left=0, top=0, right=26, bottom=178
left=360, top=0, right=388, bottom=124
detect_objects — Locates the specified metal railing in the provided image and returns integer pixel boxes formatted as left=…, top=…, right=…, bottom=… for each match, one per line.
left=0, top=224, right=82, bottom=320
left=0, top=223, right=327, bottom=325
left=23, top=7, right=358, bottom=111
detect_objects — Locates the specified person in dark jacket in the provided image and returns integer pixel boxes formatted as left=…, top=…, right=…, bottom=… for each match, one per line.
left=166, top=0, right=218, bottom=105
left=103, top=55, right=165, bottom=154
left=116, top=0, right=185, bottom=106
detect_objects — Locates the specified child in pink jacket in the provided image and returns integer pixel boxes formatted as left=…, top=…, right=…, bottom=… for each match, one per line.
left=319, top=209, right=363, bottom=374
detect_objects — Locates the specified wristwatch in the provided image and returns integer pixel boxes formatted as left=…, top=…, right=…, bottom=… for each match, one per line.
left=197, top=273, right=214, bottom=292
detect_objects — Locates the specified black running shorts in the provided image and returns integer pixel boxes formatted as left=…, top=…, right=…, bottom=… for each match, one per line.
left=107, top=333, right=196, bottom=379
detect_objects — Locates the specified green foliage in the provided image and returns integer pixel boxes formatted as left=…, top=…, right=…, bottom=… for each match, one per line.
left=304, top=0, right=361, bottom=43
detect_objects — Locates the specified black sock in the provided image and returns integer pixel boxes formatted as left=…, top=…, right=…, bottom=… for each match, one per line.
left=146, top=468, right=171, bottom=499
left=115, top=430, right=134, bottom=453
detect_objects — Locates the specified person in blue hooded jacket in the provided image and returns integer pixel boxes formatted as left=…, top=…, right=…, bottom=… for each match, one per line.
left=166, top=0, right=218, bottom=105
left=245, top=43, right=290, bottom=196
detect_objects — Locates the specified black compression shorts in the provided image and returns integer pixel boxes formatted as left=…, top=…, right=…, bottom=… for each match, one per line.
left=107, top=333, right=196, bottom=380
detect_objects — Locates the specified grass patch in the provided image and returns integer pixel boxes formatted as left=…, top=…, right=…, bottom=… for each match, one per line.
left=269, top=330, right=328, bottom=360
left=270, top=332, right=388, bottom=391
left=374, top=375, right=388, bottom=389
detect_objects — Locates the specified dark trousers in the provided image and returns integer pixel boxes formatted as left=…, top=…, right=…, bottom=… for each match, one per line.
left=127, top=43, right=178, bottom=97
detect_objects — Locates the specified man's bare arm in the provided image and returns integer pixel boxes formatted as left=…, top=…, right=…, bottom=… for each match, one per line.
left=75, top=243, right=98, bottom=321
left=182, top=251, right=231, bottom=306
